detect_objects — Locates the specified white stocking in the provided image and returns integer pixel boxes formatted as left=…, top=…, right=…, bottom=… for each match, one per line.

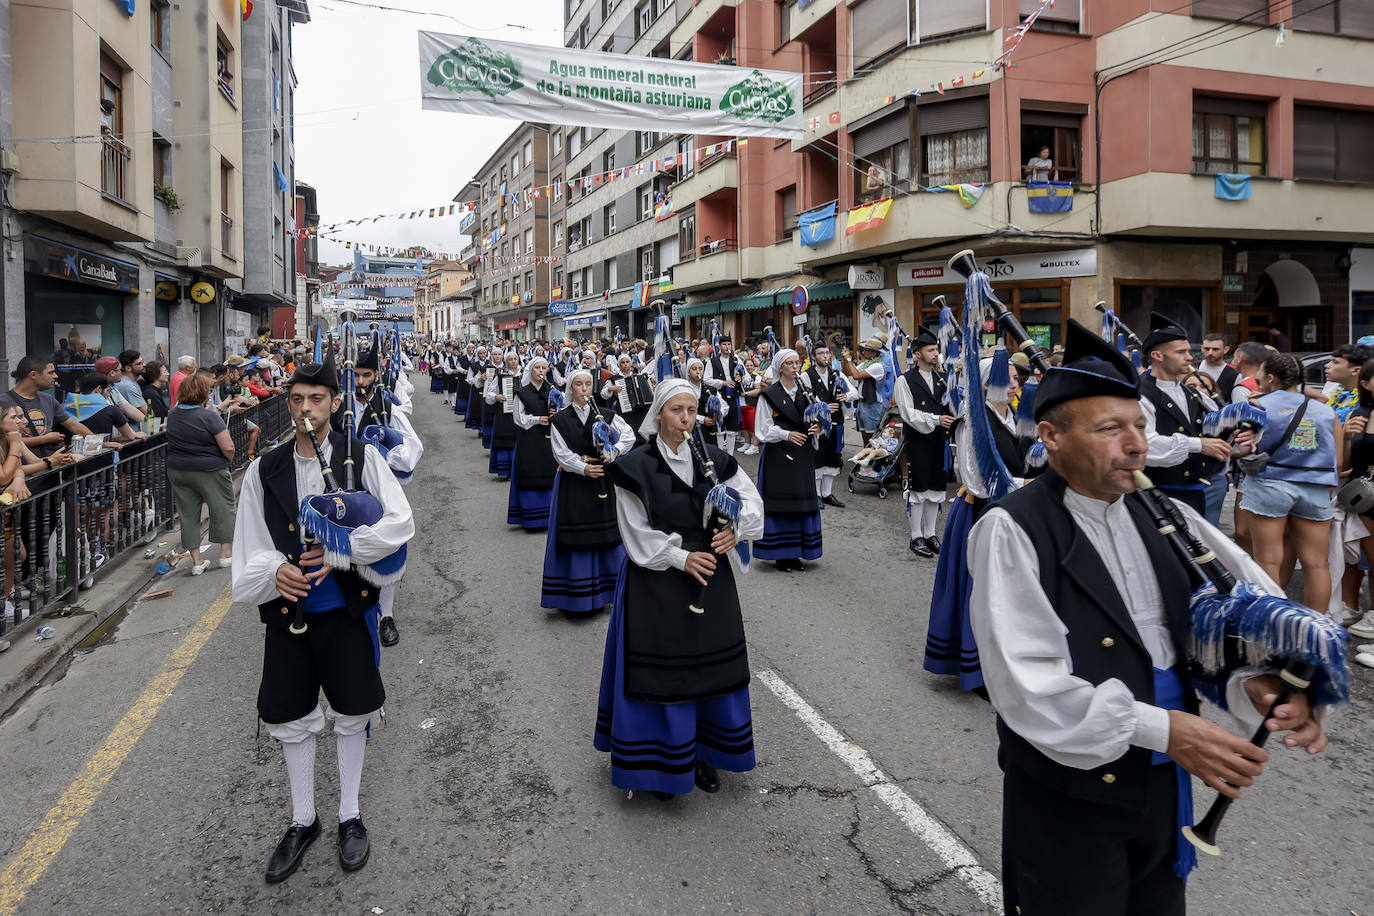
left=921, top=500, right=942, bottom=538
left=379, top=584, right=395, bottom=620
left=336, top=730, right=367, bottom=823
left=281, top=736, right=317, bottom=827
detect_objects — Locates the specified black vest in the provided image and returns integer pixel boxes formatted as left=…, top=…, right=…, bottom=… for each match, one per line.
left=513, top=382, right=557, bottom=489
left=710, top=355, right=743, bottom=431
left=1214, top=364, right=1239, bottom=403
left=607, top=439, right=749, bottom=703
left=901, top=368, right=950, bottom=491
left=991, top=469, right=1199, bottom=807
left=1138, top=373, right=1207, bottom=488
left=549, top=405, right=621, bottom=548
left=760, top=382, right=819, bottom=514
left=256, top=433, right=379, bottom=629
left=491, top=370, right=520, bottom=448
left=804, top=366, right=846, bottom=467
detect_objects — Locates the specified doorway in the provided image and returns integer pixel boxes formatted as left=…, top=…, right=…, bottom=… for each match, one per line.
left=1238, top=308, right=1277, bottom=344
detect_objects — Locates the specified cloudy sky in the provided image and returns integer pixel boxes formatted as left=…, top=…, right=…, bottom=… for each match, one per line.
left=294, top=0, right=563, bottom=267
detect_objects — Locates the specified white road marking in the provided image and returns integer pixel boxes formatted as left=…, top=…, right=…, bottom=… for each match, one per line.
left=755, top=667, right=1002, bottom=908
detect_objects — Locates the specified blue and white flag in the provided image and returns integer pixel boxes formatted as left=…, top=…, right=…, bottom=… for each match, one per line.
left=798, top=203, right=837, bottom=247
left=1214, top=174, right=1252, bottom=201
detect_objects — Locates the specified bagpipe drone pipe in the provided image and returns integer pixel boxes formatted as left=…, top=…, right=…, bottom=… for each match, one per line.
left=685, top=421, right=751, bottom=615
left=952, top=252, right=1349, bottom=856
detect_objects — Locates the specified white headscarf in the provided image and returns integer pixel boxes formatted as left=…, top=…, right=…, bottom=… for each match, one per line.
left=521, top=356, right=549, bottom=388
left=686, top=357, right=704, bottom=379
left=640, top=377, right=695, bottom=438
left=565, top=367, right=595, bottom=401
left=772, top=348, right=799, bottom=375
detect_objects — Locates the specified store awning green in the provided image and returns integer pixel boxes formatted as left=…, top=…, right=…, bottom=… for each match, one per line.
left=774, top=280, right=853, bottom=306
left=678, top=287, right=792, bottom=318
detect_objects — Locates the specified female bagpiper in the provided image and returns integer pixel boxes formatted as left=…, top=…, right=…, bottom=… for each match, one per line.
left=486, top=350, right=523, bottom=480
left=509, top=357, right=558, bottom=531
left=596, top=378, right=764, bottom=799
left=465, top=346, right=488, bottom=434
left=754, top=348, right=823, bottom=571
left=543, top=368, right=635, bottom=614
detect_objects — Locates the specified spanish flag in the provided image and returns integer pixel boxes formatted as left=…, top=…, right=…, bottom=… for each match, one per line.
left=845, top=197, right=894, bottom=236
left=241, top=0, right=253, bottom=20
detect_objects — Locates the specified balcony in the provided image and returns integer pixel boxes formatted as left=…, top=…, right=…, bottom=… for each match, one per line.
left=670, top=0, right=741, bottom=58
left=1100, top=172, right=1374, bottom=243
left=670, top=238, right=738, bottom=292
left=793, top=192, right=985, bottom=267
left=100, top=136, right=132, bottom=205
left=221, top=213, right=235, bottom=259
left=672, top=150, right=737, bottom=207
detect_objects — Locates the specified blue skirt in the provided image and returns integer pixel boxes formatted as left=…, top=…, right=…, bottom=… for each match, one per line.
left=541, top=481, right=624, bottom=612
left=453, top=391, right=466, bottom=417
left=753, top=512, right=823, bottom=561
left=465, top=389, right=483, bottom=430
left=489, top=446, right=513, bottom=477
left=593, top=562, right=756, bottom=794
left=429, top=376, right=444, bottom=393
left=923, top=495, right=982, bottom=691
left=507, top=466, right=551, bottom=530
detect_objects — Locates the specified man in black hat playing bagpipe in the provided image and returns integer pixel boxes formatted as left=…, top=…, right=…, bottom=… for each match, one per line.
left=231, top=350, right=414, bottom=884
left=1138, top=312, right=1234, bottom=515
left=703, top=333, right=744, bottom=456
left=332, top=339, right=422, bottom=648
left=893, top=326, right=953, bottom=557
left=967, top=319, right=1339, bottom=916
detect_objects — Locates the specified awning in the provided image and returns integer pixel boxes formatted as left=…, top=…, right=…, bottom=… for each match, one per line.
left=774, top=280, right=853, bottom=305
left=564, top=311, right=607, bottom=328
left=679, top=287, right=792, bottom=318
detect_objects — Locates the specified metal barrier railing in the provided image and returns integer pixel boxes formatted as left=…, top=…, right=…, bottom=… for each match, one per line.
left=2, top=437, right=173, bottom=633
left=226, top=396, right=294, bottom=471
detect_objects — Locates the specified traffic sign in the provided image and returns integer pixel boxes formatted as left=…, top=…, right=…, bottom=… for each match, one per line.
left=791, top=286, right=809, bottom=315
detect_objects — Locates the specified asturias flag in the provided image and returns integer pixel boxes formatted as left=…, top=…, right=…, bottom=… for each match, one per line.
left=1214, top=173, right=1253, bottom=201
left=845, top=198, right=894, bottom=236
left=798, top=202, right=837, bottom=247
left=1026, top=180, right=1074, bottom=213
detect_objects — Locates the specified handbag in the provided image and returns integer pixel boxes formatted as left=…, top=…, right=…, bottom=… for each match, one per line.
left=1236, top=397, right=1308, bottom=476
left=1338, top=472, right=1374, bottom=514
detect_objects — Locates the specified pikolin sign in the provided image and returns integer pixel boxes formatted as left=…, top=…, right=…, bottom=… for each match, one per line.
left=427, top=38, right=523, bottom=98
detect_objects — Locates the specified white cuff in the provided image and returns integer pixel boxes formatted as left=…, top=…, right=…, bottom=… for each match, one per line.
left=1131, top=701, right=1171, bottom=754
left=1188, top=437, right=1203, bottom=454
left=666, top=546, right=690, bottom=571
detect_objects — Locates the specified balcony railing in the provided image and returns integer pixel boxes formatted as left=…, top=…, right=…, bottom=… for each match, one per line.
left=698, top=237, right=737, bottom=258
left=221, top=213, right=234, bottom=256
left=100, top=135, right=131, bottom=203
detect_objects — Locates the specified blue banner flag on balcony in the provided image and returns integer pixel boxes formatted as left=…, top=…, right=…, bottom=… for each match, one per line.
left=1215, top=173, right=1252, bottom=201
left=798, top=202, right=837, bottom=247
left=1026, top=180, right=1074, bottom=213
left=273, top=163, right=289, bottom=193
left=116, top=0, right=135, bottom=16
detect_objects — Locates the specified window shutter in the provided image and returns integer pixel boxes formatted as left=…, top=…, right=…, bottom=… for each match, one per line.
left=1191, top=0, right=1268, bottom=19
left=1020, top=0, right=1079, bottom=23
left=1193, top=95, right=1268, bottom=118
left=852, top=111, right=910, bottom=158
left=917, top=0, right=986, bottom=40
left=851, top=0, right=905, bottom=66
left=1335, top=109, right=1374, bottom=183
left=1293, top=106, right=1337, bottom=180
left=918, top=98, right=990, bottom=136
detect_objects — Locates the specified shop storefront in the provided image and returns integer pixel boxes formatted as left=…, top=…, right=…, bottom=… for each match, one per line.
left=496, top=318, right=529, bottom=340
left=563, top=311, right=607, bottom=340
left=1352, top=248, right=1374, bottom=342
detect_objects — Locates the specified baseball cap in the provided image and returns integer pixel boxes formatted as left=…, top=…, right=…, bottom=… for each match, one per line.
left=94, top=356, right=120, bottom=374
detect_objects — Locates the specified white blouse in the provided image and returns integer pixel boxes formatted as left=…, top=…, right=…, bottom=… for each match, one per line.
left=549, top=402, right=636, bottom=475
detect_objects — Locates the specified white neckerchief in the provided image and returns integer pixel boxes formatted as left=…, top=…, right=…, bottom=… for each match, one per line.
left=573, top=401, right=592, bottom=422
left=1061, top=487, right=1175, bottom=669
left=655, top=434, right=694, bottom=487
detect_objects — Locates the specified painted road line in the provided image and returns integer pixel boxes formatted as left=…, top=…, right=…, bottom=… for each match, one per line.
left=755, top=667, right=1002, bottom=908
left=0, top=583, right=235, bottom=915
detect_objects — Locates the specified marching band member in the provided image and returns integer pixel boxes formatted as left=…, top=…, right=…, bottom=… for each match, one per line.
left=542, top=368, right=635, bottom=614
left=485, top=350, right=523, bottom=480
left=464, top=346, right=488, bottom=433
left=601, top=354, right=654, bottom=444
left=703, top=334, right=744, bottom=456
left=509, top=356, right=559, bottom=531
left=754, top=348, right=823, bottom=571
left=802, top=341, right=856, bottom=508
left=595, top=378, right=764, bottom=799
left=894, top=328, right=953, bottom=558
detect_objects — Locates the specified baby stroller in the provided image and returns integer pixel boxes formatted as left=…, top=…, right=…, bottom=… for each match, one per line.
left=846, top=406, right=905, bottom=500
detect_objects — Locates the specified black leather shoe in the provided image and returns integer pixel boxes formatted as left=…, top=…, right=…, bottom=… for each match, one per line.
left=928, top=535, right=941, bottom=554
left=337, top=817, right=370, bottom=872
left=265, top=817, right=320, bottom=884
left=694, top=761, right=721, bottom=793
left=821, top=494, right=846, bottom=508
left=651, top=791, right=675, bottom=802
left=911, top=538, right=935, bottom=558
left=379, top=616, right=399, bottom=647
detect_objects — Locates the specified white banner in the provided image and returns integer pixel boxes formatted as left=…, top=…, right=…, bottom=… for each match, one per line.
left=418, top=31, right=803, bottom=140
left=898, top=248, right=1099, bottom=287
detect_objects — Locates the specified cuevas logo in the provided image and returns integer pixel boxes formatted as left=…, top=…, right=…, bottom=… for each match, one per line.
left=426, top=38, right=523, bottom=98
left=718, top=70, right=796, bottom=125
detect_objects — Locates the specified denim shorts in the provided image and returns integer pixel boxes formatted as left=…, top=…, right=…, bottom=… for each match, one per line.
left=1239, top=476, right=1334, bottom=522
left=856, top=400, right=884, bottom=433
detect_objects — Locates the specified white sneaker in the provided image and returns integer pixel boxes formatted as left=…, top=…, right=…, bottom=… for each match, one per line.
left=218, top=558, right=233, bottom=569
left=1348, top=610, right=1374, bottom=639
left=190, top=560, right=210, bottom=576
left=1338, top=605, right=1362, bottom=628
left=1357, top=643, right=1373, bottom=654
left=1355, top=652, right=1374, bottom=669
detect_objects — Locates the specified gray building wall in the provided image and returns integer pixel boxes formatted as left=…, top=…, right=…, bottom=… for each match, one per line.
left=0, top=0, right=21, bottom=382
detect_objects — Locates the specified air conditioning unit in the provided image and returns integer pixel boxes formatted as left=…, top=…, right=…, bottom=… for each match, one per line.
left=176, top=246, right=203, bottom=267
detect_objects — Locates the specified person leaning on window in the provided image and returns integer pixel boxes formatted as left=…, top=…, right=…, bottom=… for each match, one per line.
left=1024, top=146, right=1054, bottom=182
left=864, top=163, right=885, bottom=202
left=164, top=373, right=236, bottom=576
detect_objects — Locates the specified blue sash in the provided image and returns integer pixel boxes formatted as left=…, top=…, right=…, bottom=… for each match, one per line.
left=303, top=569, right=346, bottom=614
left=1151, top=667, right=1198, bottom=878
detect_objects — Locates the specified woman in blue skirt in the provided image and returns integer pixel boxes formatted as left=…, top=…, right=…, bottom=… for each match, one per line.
left=543, top=369, right=635, bottom=613
left=465, top=345, right=489, bottom=433
left=486, top=350, right=522, bottom=479
left=924, top=356, right=1025, bottom=693
left=753, top=348, right=823, bottom=571
left=596, top=378, right=764, bottom=799
left=452, top=344, right=470, bottom=417
left=509, top=357, right=558, bottom=530
left=479, top=347, right=500, bottom=447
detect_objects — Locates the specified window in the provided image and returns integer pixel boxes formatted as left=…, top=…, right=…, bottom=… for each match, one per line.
left=607, top=258, right=619, bottom=290
left=513, top=275, right=521, bottom=295
left=656, top=236, right=678, bottom=271
left=215, top=30, right=234, bottom=102
left=553, top=174, right=563, bottom=200
left=514, top=235, right=522, bottom=256
left=919, top=98, right=990, bottom=185
left=603, top=149, right=616, bottom=172
left=1021, top=104, right=1084, bottom=182
left=1192, top=97, right=1266, bottom=176
left=511, top=153, right=520, bottom=176
left=640, top=246, right=657, bottom=280
left=152, top=134, right=171, bottom=188
left=578, top=21, right=591, bottom=49
left=852, top=0, right=905, bottom=68
left=220, top=159, right=234, bottom=256
left=554, top=220, right=564, bottom=247
left=677, top=136, right=695, bottom=176
left=914, top=0, right=987, bottom=42
left=852, top=108, right=911, bottom=198
left=151, top=0, right=170, bottom=54
left=554, top=266, right=564, bottom=290
left=523, top=140, right=533, bottom=168
left=777, top=185, right=798, bottom=240
left=572, top=274, right=583, bottom=297
left=602, top=38, right=614, bottom=54
left=1019, top=0, right=1080, bottom=33
left=605, top=204, right=617, bottom=234
left=512, top=191, right=521, bottom=215
left=679, top=210, right=696, bottom=259
left=636, top=1, right=653, bottom=37
left=1294, top=105, right=1374, bottom=183
left=552, top=129, right=562, bottom=156
left=568, top=129, right=583, bottom=158
left=638, top=129, right=655, bottom=155
left=525, top=228, right=534, bottom=251
left=639, top=187, right=654, bottom=221
left=1293, top=0, right=1374, bottom=38
left=525, top=270, right=534, bottom=293
left=657, top=0, right=671, bottom=15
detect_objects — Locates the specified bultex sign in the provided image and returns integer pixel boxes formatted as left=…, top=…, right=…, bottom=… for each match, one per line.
left=25, top=235, right=140, bottom=292
left=897, top=248, right=1098, bottom=287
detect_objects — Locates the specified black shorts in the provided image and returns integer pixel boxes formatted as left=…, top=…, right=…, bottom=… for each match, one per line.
left=256, top=606, right=385, bottom=724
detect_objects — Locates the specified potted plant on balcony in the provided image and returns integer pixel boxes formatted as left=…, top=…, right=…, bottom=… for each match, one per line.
left=153, top=183, right=182, bottom=211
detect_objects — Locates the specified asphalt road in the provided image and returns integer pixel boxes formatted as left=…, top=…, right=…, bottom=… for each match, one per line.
left=0, top=375, right=1370, bottom=915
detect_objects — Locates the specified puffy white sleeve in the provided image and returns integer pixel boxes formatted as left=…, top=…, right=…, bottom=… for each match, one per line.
left=600, top=377, right=620, bottom=401
left=724, top=464, right=765, bottom=541
left=484, top=376, right=500, bottom=404
left=513, top=395, right=540, bottom=430
left=550, top=424, right=588, bottom=475
left=702, top=360, right=725, bottom=391
left=754, top=395, right=791, bottom=444
left=610, top=414, right=636, bottom=455
left=968, top=508, right=1171, bottom=768
left=894, top=376, right=938, bottom=434
left=615, top=487, right=689, bottom=571
left=230, top=460, right=290, bottom=607
left=381, top=407, right=423, bottom=477
left=1140, top=395, right=1201, bottom=467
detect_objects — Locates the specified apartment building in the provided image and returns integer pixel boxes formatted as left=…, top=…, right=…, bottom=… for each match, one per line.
left=334, top=251, right=422, bottom=334
left=2, top=0, right=309, bottom=385
left=292, top=179, right=321, bottom=338
left=462, top=122, right=561, bottom=341
left=414, top=258, right=470, bottom=340
left=645, top=0, right=1374, bottom=351
left=241, top=0, right=311, bottom=324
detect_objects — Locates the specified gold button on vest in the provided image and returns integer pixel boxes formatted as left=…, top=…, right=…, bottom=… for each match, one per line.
left=1102, top=773, right=1116, bottom=784
left=1101, top=637, right=1115, bottom=648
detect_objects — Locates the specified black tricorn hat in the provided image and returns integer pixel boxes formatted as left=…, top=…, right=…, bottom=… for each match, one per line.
left=912, top=325, right=939, bottom=348
left=356, top=345, right=380, bottom=372
left=1142, top=311, right=1189, bottom=352
left=1031, top=319, right=1139, bottom=421
left=287, top=344, right=339, bottom=393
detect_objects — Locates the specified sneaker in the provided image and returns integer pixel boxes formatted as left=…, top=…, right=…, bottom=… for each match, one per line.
left=190, top=560, right=210, bottom=577
left=1357, top=643, right=1374, bottom=655
left=1355, top=652, right=1374, bottom=669
left=1348, top=610, right=1374, bottom=639
left=1338, top=605, right=1362, bottom=628
left=218, top=557, right=234, bottom=569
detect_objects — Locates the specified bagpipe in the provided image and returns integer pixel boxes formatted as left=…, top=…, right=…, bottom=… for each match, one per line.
left=684, top=421, right=751, bottom=615
left=295, top=310, right=408, bottom=629
left=952, top=251, right=1349, bottom=856
left=591, top=410, right=621, bottom=501
left=794, top=334, right=836, bottom=450
left=356, top=326, right=412, bottom=483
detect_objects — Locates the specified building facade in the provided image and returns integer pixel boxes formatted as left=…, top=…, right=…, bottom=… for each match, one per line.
left=292, top=179, right=321, bottom=339
left=334, top=251, right=421, bottom=334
